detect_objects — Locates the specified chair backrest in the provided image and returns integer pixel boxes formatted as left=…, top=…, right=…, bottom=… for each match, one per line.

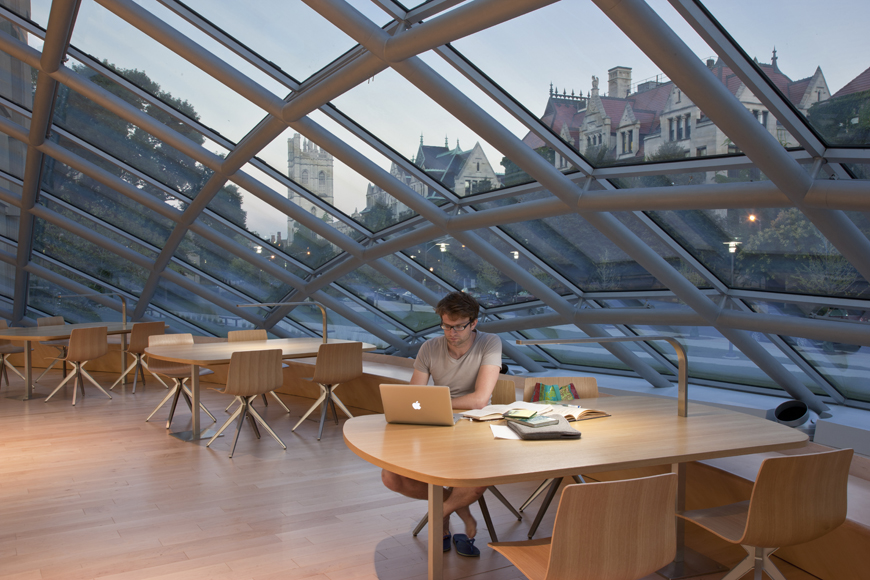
left=147, top=333, right=194, bottom=373
left=66, top=326, right=108, bottom=362
left=491, top=378, right=517, bottom=405
left=37, top=316, right=64, bottom=327
left=311, top=342, right=363, bottom=385
left=224, top=349, right=284, bottom=397
left=547, top=474, right=677, bottom=580
left=523, top=376, right=599, bottom=402
left=227, top=329, right=267, bottom=342
left=128, top=322, right=166, bottom=354
left=741, top=448, right=853, bottom=548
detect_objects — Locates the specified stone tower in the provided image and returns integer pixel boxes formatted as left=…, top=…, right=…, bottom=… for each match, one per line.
left=286, top=133, right=334, bottom=243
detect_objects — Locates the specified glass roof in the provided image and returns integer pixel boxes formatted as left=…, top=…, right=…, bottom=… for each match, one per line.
left=2, top=0, right=869, bottom=410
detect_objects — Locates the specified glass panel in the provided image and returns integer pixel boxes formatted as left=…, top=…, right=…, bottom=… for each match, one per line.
left=152, top=274, right=268, bottom=337
left=612, top=211, right=712, bottom=288
left=1, top=1, right=48, bottom=28
left=845, top=164, right=869, bottom=180
left=705, top=0, right=870, bottom=147
left=256, top=113, right=429, bottom=236
left=320, top=286, right=409, bottom=341
left=54, top=71, right=223, bottom=200
left=0, top=131, right=28, bottom=182
left=0, top=47, right=35, bottom=114
left=332, top=65, right=518, bottom=198
left=26, top=266, right=124, bottom=323
left=479, top=192, right=663, bottom=291
left=32, top=215, right=150, bottom=295
left=70, top=0, right=270, bottom=143
left=747, top=298, right=870, bottom=402
left=177, top=0, right=391, bottom=83
left=451, top=0, right=800, bottom=171
left=333, top=264, right=439, bottom=332
left=39, top=151, right=178, bottom=249
left=175, top=226, right=293, bottom=304
left=648, top=208, right=868, bottom=297
left=281, top=302, right=389, bottom=349
left=0, top=185, right=20, bottom=243
left=516, top=325, right=634, bottom=371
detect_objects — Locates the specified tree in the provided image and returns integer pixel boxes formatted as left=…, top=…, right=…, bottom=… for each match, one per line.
left=807, top=90, right=870, bottom=146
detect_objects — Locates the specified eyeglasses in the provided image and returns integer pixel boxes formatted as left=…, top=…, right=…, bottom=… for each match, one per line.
left=440, top=321, right=473, bottom=332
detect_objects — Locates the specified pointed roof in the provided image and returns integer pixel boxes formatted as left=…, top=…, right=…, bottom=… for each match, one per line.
left=834, top=65, right=870, bottom=97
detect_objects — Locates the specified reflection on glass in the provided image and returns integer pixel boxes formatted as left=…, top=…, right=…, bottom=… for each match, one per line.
left=517, top=325, right=633, bottom=371
left=39, top=153, right=178, bottom=250
left=26, top=267, right=124, bottom=323
left=152, top=274, right=268, bottom=336
left=175, top=226, right=292, bottom=304
left=648, top=208, right=868, bottom=297
left=321, top=286, right=410, bottom=340
left=747, top=299, right=870, bottom=402
left=282, top=300, right=389, bottom=349
left=479, top=192, right=662, bottom=292
left=334, top=264, right=438, bottom=332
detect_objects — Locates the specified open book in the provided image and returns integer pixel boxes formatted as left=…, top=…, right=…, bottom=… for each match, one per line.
left=548, top=404, right=610, bottom=422
left=461, top=401, right=554, bottom=421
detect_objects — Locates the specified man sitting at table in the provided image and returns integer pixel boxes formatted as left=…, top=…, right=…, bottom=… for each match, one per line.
left=381, top=291, right=501, bottom=557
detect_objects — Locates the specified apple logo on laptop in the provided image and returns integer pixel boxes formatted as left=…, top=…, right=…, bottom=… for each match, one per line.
left=412, top=401, right=421, bottom=410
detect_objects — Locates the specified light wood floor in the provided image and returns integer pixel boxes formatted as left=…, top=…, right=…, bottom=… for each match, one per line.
left=0, top=369, right=818, bottom=580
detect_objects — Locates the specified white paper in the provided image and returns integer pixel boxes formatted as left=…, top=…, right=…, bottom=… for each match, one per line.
left=490, top=424, right=521, bottom=440
left=462, top=401, right=554, bottom=420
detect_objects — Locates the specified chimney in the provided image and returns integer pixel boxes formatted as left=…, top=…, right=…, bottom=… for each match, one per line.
left=707, top=58, right=715, bottom=68
left=608, top=66, right=632, bottom=99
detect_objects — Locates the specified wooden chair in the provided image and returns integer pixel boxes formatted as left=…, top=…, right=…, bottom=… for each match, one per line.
left=0, top=320, right=28, bottom=388
left=520, top=376, right=601, bottom=538
left=110, top=321, right=167, bottom=392
left=490, top=473, right=677, bottom=580
left=207, top=349, right=287, bottom=458
left=292, top=342, right=362, bottom=440
left=225, top=329, right=290, bottom=412
left=44, top=325, right=111, bottom=405
left=35, top=316, right=69, bottom=382
left=144, top=334, right=216, bottom=428
left=679, top=448, right=853, bottom=580
left=411, top=378, right=524, bottom=543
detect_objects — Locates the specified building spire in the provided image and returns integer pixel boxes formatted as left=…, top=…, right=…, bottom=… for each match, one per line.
left=771, top=47, right=778, bottom=69
left=445, top=135, right=448, bottom=148
left=420, top=133, right=424, bottom=146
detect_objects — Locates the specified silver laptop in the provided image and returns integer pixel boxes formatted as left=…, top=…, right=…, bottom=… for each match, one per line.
left=380, top=384, right=457, bottom=426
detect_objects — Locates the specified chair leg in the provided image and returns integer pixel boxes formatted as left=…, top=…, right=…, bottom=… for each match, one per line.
left=248, top=404, right=287, bottom=449
left=487, top=486, right=522, bottom=520
left=35, top=356, right=61, bottom=383
left=317, top=392, right=331, bottom=440
left=248, top=412, right=261, bottom=439
left=1, top=361, right=6, bottom=387
left=44, top=366, right=78, bottom=402
left=476, top=495, right=498, bottom=542
left=3, top=357, right=26, bottom=382
left=519, top=479, right=554, bottom=512
left=330, top=389, right=354, bottom=420
left=180, top=384, right=216, bottom=422
left=72, top=372, right=82, bottom=406
left=269, top=390, right=291, bottom=413
left=330, top=398, right=339, bottom=425
left=528, top=478, right=562, bottom=539
left=261, top=393, right=268, bottom=406
left=207, top=399, right=243, bottom=448
left=80, top=367, right=112, bottom=399
left=228, top=401, right=250, bottom=458
left=412, top=511, right=429, bottom=537
left=292, top=389, right=327, bottom=432
left=167, top=384, right=184, bottom=428
left=111, top=358, right=139, bottom=391
left=146, top=383, right=180, bottom=422
left=141, top=361, right=170, bottom=389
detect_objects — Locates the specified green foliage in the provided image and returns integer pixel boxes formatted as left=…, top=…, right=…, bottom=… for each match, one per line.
left=501, top=147, right=554, bottom=187
left=807, top=90, right=870, bottom=145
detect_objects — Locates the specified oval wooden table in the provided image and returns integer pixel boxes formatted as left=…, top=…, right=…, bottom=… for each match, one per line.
left=146, top=338, right=374, bottom=441
left=343, top=395, right=808, bottom=580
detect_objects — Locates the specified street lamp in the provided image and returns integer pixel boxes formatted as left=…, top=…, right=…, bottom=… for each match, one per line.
left=723, top=240, right=742, bottom=285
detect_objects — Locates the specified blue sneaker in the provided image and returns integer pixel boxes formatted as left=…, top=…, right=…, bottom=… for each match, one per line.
left=452, top=533, right=480, bottom=557
left=443, top=533, right=451, bottom=552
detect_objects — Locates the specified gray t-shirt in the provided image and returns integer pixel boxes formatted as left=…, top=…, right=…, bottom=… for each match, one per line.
left=413, top=331, right=502, bottom=398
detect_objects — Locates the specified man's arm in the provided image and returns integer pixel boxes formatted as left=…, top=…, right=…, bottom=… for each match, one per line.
left=450, top=364, right=500, bottom=410
left=409, top=369, right=430, bottom=386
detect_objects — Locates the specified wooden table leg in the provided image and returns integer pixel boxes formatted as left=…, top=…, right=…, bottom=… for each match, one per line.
left=9, top=340, right=44, bottom=400
left=428, top=483, right=443, bottom=580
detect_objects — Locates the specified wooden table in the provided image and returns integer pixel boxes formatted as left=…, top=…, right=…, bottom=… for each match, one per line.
left=343, top=395, right=808, bottom=580
left=146, top=338, right=375, bottom=441
left=0, top=322, right=136, bottom=400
